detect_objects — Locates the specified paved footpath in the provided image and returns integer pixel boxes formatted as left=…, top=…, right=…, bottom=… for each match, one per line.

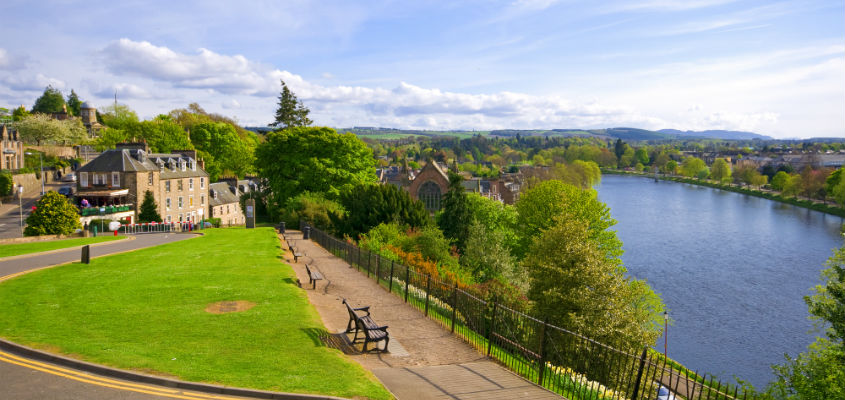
left=283, top=230, right=562, bottom=400
left=0, top=233, right=262, bottom=400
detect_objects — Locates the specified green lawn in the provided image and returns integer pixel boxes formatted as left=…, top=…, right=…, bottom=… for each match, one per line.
left=0, top=228, right=392, bottom=399
left=0, top=236, right=126, bottom=258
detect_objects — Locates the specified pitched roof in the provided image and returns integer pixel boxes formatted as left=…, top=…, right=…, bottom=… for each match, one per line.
left=77, top=149, right=156, bottom=172
left=209, top=182, right=240, bottom=206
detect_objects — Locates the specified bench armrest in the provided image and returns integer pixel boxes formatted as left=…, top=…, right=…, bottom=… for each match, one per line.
left=374, top=325, right=388, bottom=332
left=353, top=306, right=370, bottom=312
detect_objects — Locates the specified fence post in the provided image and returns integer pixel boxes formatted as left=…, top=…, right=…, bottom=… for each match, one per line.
left=366, top=252, right=371, bottom=278
left=537, top=319, right=548, bottom=385
left=631, top=347, right=649, bottom=400
left=357, top=246, right=361, bottom=270
left=404, top=267, right=410, bottom=303
left=487, top=300, right=498, bottom=356
left=389, top=260, right=395, bottom=294
left=375, top=254, right=381, bottom=284
left=451, top=283, right=458, bottom=333
left=424, top=274, right=432, bottom=316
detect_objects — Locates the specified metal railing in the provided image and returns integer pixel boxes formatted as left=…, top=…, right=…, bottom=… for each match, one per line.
left=303, top=222, right=756, bottom=400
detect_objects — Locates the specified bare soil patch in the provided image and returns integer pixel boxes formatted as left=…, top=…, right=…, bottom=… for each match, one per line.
left=204, top=300, right=256, bottom=314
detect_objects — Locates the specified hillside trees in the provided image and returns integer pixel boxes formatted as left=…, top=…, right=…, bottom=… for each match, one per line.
left=710, top=158, right=732, bottom=183
left=333, top=183, right=429, bottom=239
left=189, top=122, right=254, bottom=180
left=16, top=113, right=87, bottom=145
left=255, top=127, right=376, bottom=217
left=680, top=157, right=708, bottom=179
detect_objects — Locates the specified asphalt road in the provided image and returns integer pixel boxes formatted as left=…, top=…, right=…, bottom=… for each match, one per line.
left=0, top=232, right=258, bottom=400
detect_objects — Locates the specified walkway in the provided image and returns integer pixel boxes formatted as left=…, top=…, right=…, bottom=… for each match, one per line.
left=283, top=230, right=562, bottom=400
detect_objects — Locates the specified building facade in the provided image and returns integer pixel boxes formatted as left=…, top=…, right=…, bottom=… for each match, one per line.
left=1, top=124, right=23, bottom=170
left=208, top=182, right=245, bottom=226
left=76, top=143, right=209, bottom=225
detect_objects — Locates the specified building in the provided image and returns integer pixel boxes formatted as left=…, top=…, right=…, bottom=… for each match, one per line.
left=79, top=102, right=104, bottom=137
left=407, top=161, right=450, bottom=212
left=209, top=182, right=244, bottom=226
left=76, top=143, right=209, bottom=225
left=1, top=124, right=23, bottom=170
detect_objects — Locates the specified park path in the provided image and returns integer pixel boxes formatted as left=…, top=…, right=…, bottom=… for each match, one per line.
left=282, top=230, right=562, bottom=400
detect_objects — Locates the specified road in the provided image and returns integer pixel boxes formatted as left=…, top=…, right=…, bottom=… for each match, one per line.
left=0, top=233, right=259, bottom=400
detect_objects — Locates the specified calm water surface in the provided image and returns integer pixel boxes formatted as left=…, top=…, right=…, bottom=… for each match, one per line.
left=595, top=175, right=844, bottom=389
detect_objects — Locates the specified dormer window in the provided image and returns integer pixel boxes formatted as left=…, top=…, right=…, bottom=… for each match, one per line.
left=191, top=159, right=196, bottom=171
left=180, top=159, right=186, bottom=171
left=212, top=190, right=218, bottom=199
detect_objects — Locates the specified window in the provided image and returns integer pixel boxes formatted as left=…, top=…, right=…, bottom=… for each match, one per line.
left=148, top=172, right=153, bottom=185
left=80, top=172, right=88, bottom=187
left=419, top=181, right=442, bottom=211
left=189, top=178, right=194, bottom=190
left=181, top=159, right=186, bottom=171
left=165, top=198, right=171, bottom=210
left=112, top=172, right=120, bottom=187
left=166, top=215, right=171, bottom=223
left=178, top=197, right=183, bottom=209
left=178, top=213, right=183, bottom=222
left=189, top=195, right=193, bottom=207
left=92, top=173, right=99, bottom=185
left=165, top=181, right=171, bottom=192
left=200, top=177, right=205, bottom=189
left=177, top=180, right=183, bottom=191
left=201, top=195, right=205, bottom=205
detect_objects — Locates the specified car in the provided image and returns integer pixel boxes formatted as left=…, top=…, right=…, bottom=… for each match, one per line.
left=58, top=186, right=73, bottom=196
left=61, top=172, right=76, bottom=182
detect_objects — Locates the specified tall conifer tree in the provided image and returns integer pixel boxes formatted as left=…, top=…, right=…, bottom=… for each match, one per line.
left=138, top=190, right=162, bottom=223
left=270, top=80, right=312, bottom=129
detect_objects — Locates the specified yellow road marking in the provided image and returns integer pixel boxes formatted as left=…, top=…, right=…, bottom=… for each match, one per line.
left=0, top=351, right=245, bottom=400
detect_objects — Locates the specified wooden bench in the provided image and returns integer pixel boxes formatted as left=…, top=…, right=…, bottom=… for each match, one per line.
left=342, top=298, right=389, bottom=352
left=304, top=264, right=323, bottom=289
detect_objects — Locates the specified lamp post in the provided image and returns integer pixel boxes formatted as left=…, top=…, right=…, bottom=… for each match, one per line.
left=663, top=311, right=669, bottom=359
left=18, top=185, right=24, bottom=235
left=24, top=151, right=44, bottom=195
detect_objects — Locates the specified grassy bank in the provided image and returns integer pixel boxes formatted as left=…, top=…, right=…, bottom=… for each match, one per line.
left=602, top=169, right=845, bottom=218
left=0, top=227, right=392, bottom=399
left=0, top=236, right=126, bottom=258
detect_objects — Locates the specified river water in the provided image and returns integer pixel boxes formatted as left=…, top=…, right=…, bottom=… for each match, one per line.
left=594, top=175, right=844, bottom=389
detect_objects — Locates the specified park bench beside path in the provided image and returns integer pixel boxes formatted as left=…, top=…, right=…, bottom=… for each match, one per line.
left=281, top=230, right=562, bottom=400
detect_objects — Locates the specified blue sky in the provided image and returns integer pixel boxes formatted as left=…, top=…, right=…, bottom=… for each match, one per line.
left=1, top=0, right=843, bottom=138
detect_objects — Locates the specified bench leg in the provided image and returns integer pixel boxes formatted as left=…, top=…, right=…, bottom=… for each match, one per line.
left=312, top=278, right=316, bottom=290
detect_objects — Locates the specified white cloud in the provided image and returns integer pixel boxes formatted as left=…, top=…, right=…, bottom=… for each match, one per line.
left=1, top=73, right=65, bottom=92
left=221, top=99, right=240, bottom=109
left=607, top=0, right=738, bottom=12
left=0, top=48, right=26, bottom=70
left=92, top=83, right=153, bottom=99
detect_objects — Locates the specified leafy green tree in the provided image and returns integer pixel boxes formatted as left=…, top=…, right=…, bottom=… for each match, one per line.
left=333, top=183, right=429, bottom=238
left=710, top=158, right=732, bottom=183
left=12, top=105, right=30, bottom=121
left=256, top=127, right=376, bottom=217
left=16, top=114, right=87, bottom=145
left=514, top=179, right=621, bottom=262
left=189, top=122, right=254, bottom=179
left=437, top=173, right=473, bottom=253
left=24, top=191, right=82, bottom=236
left=771, top=171, right=792, bottom=191
left=634, top=147, right=650, bottom=166
left=92, top=127, right=129, bottom=151
left=125, top=120, right=192, bottom=153
left=99, top=103, right=140, bottom=130
left=66, top=89, right=82, bottom=116
left=553, top=160, right=601, bottom=189
left=138, top=190, right=162, bottom=223
left=465, top=193, right=518, bottom=252
left=462, top=219, right=517, bottom=283
left=680, top=157, right=708, bottom=178
left=31, top=85, right=66, bottom=114
left=270, top=80, right=312, bottom=129
left=664, top=160, right=678, bottom=174
left=523, top=217, right=662, bottom=349
left=765, top=246, right=845, bottom=399
left=282, top=191, right=345, bottom=231
left=0, top=170, right=13, bottom=196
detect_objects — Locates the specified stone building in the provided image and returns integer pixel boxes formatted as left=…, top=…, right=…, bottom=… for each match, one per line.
left=76, top=143, right=209, bottom=225
left=209, top=182, right=244, bottom=226
left=79, top=102, right=104, bottom=137
left=407, top=161, right=450, bottom=211
left=1, top=124, right=23, bottom=170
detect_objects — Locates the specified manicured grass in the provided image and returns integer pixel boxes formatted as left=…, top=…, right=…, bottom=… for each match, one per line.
left=0, top=228, right=392, bottom=399
left=0, top=236, right=126, bottom=258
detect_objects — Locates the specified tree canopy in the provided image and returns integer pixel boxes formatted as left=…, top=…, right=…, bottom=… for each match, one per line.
left=437, top=173, right=473, bottom=253
left=270, top=80, right=312, bottom=130
left=66, top=89, right=82, bottom=116
left=16, top=113, right=87, bottom=145
left=255, top=126, right=376, bottom=216
left=24, top=191, right=82, bottom=236
left=31, top=85, right=65, bottom=114
left=333, top=183, right=429, bottom=239
left=138, top=190, right=162, bottom=223
left=189, top=122, right=254, bottom=180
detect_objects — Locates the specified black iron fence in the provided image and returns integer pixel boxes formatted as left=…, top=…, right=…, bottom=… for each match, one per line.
left=302, top=222, right=756, bottom=400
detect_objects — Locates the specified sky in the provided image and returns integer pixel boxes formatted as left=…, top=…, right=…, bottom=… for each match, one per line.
left=1, top=0, right=843, bottom=139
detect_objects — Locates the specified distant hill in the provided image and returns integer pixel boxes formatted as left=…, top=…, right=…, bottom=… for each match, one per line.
left=658, top=129, right=772, bottom=140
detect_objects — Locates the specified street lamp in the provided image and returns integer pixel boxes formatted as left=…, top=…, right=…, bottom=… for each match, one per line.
left=24, top=151, right=44, bottom=195
left=18, top=185, right=24, bottom=235
left=663, top=311, right=669, bottom=359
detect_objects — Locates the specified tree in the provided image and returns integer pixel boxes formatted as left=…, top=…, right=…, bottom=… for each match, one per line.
left=125, top=120, right=192, bottom=153
left=634, top=147, right=650, bottom=166
left=680, top=157, right=708, bottom=178
left=437, top=172, right=473, bottom=253
left=92, top=127, right=130, bottom=151
left=664, top=160, right=678, bottom=174
left=12, top=105, right=29, bottom=121
left=710, top=158, right=732, bottom=183
left=0, top=170, right=13, bottom=196
left=16, top=113, right=87, bottom=145
left=99, top=103, right=139, bottom=130
left=514, top=179, right=622, bottom=262
left=771, top=171, right=792, bottom=191
left=138, top=190, right=162, bottom=223
left=24, top=191, right=82, bottom=236
left=270, top=80, right=312, bottom=129
left=255, top=127, right=376, bottom=217
left=827, top=169, right=845, bottom=207
left=523, top=217, right=662, bottom=349
left=31, top=85, right=65, bottom=114
left=333, top=183, right=429, bottom=238
left=462, top=219, right=517, bottom=283
left=189, top=122, right=254, bottom=179
left=766, top=246, right=845, bottom=399
left=66, top=89, right=82, bottom=116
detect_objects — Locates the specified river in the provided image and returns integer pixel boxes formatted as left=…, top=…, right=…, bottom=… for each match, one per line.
left=594, top=175, right=844, bottom=389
